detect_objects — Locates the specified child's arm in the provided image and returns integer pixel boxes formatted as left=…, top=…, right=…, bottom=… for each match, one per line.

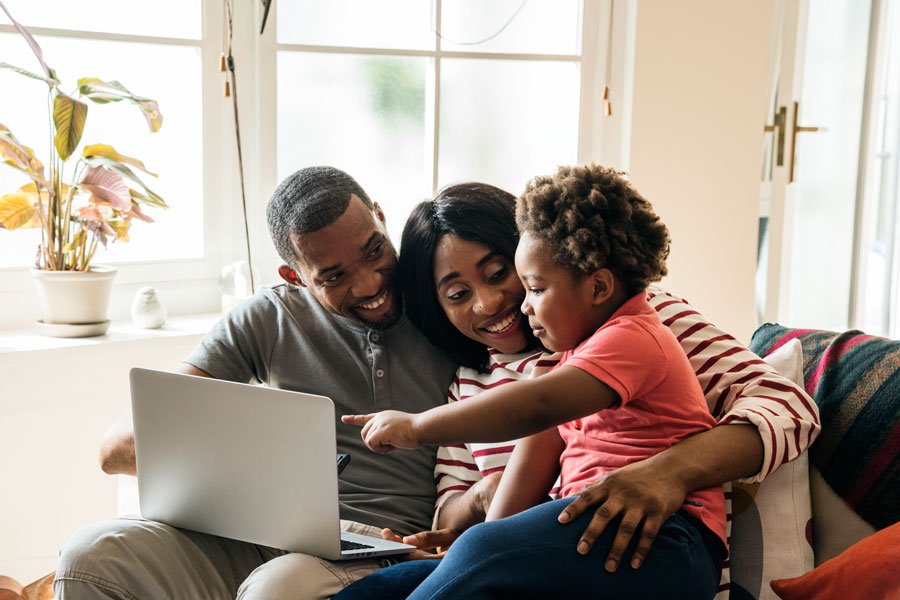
left=342, top=365, right=616, bottom=452
left=485, top=428, right=565, bottom=521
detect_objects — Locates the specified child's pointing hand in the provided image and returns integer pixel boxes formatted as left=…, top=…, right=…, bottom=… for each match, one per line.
left=341, top=410, right=421, bottom=453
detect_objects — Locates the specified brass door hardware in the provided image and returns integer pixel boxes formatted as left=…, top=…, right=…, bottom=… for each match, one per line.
left=764, top=105, right=788, bottom=167
left=789, top=100, right=825, bottom=183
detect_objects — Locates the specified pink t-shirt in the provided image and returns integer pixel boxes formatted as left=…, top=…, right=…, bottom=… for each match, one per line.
left=555, top=293, right=726, bottom=548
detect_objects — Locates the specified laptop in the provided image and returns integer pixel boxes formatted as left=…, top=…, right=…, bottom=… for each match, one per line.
left=130, top=367, right=415, bottom=560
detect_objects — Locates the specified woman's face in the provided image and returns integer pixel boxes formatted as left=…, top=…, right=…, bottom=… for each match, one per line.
left=433, top=234, right=530, bottom=354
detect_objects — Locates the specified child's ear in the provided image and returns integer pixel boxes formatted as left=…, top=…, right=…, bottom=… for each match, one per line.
left=590, top=268, right=616, bottom=305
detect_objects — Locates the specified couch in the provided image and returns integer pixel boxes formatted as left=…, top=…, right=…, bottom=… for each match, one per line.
left=727, top=324, right=900, bottom=599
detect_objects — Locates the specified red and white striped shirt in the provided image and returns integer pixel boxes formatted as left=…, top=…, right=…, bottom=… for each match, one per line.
left=432, top=288, right=821, bottom=597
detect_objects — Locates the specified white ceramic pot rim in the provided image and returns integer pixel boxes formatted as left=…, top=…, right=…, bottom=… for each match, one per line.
left=31, top=264, right=117, bottom=281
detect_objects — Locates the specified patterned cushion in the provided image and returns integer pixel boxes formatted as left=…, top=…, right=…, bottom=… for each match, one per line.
left=749, top=324, right=900, bottom=530
left=729, top=339, right=814, bottom=600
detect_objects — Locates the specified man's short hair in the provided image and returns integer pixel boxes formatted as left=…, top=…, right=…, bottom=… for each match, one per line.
left=266, top=166, right=375, bottom=266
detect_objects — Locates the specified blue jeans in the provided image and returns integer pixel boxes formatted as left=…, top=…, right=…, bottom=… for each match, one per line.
left=336, top=498, right=723, bottom=600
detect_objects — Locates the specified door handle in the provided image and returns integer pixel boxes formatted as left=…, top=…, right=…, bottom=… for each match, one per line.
left=764, top=105, right=788, bottom=167
left=789, top=100, right=826, bottom=183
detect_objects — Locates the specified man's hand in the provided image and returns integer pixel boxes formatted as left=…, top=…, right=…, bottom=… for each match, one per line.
left=557, top=457, right=687, bottom=572
left=341, top=410, right=421, bottom=453
left=381, top=527, right=460, bottom=560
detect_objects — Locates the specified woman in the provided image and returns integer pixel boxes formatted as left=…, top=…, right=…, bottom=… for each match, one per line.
left=336, top=182, right=558, bottom=598
left=336, top=180, right=818, bottom=599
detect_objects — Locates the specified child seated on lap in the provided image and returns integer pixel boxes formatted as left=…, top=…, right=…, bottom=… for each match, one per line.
left=342, top=164, right=727, bottom=600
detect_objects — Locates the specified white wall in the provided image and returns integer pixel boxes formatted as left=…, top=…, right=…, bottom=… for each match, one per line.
left=626, top=0, right=775, bottom=342
left=0, top=331, right=205, bottom=584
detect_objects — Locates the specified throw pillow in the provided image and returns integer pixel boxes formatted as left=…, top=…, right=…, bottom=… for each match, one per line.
left=749, top=324, right=900, bottom=530
left=770, top=522, right=900, bottom=599
left=729, top=339, right=815, bottom=600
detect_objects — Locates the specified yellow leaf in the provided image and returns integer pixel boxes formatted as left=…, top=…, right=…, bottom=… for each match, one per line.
left=53, top=93, right=88, bottom=161
left=62, top=229, right=85, bottom=253
left=0, top=192, right=38, bottom=229
left=83, top=144, right=158, bottom=177
left=109, top=219, right=131, bottom=242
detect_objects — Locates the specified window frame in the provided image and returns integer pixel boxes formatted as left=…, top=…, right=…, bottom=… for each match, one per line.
left=0, top=0, right=241, bottom=328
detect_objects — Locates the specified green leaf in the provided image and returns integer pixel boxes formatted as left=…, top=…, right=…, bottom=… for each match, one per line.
left=52, top=93, right=88, bottom=161
left=0, top=62, right=59, bottom=87
left=77, top=78, right=162, bottom=132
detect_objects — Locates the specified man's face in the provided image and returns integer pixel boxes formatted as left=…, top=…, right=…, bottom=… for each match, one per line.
left=281, top=194, right=402, bottom=329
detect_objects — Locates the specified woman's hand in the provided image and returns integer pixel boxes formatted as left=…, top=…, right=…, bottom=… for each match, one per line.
left=556, top=456, right=688, bottom=572
left=341, top=411, right=421, bottom=452
left=381, top=527, right=460, bottom=560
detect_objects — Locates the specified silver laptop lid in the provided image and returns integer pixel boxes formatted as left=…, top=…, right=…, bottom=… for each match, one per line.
left=130, top=368, right=342, bottom=558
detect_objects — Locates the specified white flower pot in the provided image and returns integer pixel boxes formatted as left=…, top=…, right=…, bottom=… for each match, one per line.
left=31, top=265, right=117, bottom=336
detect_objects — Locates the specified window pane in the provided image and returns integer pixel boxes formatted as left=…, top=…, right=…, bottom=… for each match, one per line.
left=277, top=52, right=429, bottom=243
left=0, top=34, right=203, bottom=268
left=278, top=0, right=434, bottom=50
left=440, top=0, right=580, bottom=55
left=438, top=58, right=579, bottom=196
left=0, top=0, right=200, bottom=39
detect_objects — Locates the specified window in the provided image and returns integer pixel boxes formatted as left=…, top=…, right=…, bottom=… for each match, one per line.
left=1, top=0, right=624, bottom=327
left=268, top=0, right=592, bottom=246
left=0, top=0, right=205, bottom=268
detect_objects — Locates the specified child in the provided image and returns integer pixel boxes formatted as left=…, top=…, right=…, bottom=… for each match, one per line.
left=343, top=164, right=726, bottom=600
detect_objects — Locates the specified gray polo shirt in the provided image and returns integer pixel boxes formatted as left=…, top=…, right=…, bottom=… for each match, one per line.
left=185, top=284, right=456, bottom=535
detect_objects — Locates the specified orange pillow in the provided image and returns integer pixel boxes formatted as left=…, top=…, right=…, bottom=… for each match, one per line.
left=770, top=522, right=900, bottom=599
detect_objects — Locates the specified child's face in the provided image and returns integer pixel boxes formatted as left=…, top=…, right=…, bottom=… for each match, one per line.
left=514, top=231, right=599, bottom=352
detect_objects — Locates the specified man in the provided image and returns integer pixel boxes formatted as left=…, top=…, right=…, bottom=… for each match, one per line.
left=55, top=167, right=457, bottom=599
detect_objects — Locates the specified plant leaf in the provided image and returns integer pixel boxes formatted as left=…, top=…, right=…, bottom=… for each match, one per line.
left=137, top=98, right=163, bottom=132
left=62, top=229, right=85, bottom=254
left=0, top=0, right=55, bottom=80
left=77, top=79, right=163, bottom=132
left=79, top=166, right=130, bottom=211
left=52, top=93, right=88, bottom=161
left=83, top=144, right=158, bottom=177
left=82, top=156, right=168, bottom=208
left=126, top=200, right=154, bottom=223
left=0, top=124, right=46, bottom=184
left=0, top=62, right=59, bottom=87
left=77, top=77, right=125, bottom=104
left=109, top=218, right=131, bottom=242
left=0, top=191, right=38, bottom=229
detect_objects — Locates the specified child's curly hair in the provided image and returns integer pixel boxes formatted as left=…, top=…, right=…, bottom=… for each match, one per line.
left=516, top=163, right=670, bottom=295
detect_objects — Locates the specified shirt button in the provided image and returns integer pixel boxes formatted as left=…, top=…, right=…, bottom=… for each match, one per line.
left=370, top=333, right=380, bottom=343
left=376, top=368, right=385, bottom=378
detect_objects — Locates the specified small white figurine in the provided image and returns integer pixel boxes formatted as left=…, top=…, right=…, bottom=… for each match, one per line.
left=131, top=286, right=166, bottom=329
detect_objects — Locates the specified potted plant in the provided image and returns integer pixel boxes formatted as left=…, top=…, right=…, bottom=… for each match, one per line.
left=0, top=2, right=167, bottom=337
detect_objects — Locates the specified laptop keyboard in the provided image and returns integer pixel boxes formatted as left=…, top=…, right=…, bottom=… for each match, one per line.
left=341, top=539, right=376, bottom=551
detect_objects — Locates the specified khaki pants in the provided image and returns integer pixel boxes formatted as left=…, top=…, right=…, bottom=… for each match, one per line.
left=54, top=516, right=393, bottom=600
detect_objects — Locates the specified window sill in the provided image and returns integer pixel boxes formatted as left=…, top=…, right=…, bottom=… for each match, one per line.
left=0, top=312, right=220, bottom=354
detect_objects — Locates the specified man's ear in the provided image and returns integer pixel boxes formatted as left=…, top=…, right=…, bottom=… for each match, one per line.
left=278, top=265, right=305, bottom=287
left=590, top=268, right=616, bottom=305
left=373, top=202, right=386, bottom=226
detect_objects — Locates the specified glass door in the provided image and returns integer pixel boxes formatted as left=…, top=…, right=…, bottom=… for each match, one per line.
left=758, top=0, right=874, bottom=331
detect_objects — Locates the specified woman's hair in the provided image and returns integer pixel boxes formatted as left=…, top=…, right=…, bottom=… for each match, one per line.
left=516, top=164, right=670, bottom=295
left=398, top=182, right=535, bottom=371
